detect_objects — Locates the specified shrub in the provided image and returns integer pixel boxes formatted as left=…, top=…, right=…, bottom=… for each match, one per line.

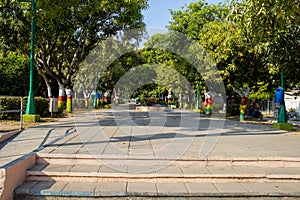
left=104, top=104, right=111, bottom=109
left=140, top=97, right=159, bottom=105
left=226, top=103, right=240, bottom=116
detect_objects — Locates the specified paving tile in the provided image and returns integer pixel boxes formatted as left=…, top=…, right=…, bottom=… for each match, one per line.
left=38, top=147, right=57, bottom=154
left=30, top=181, right=67, bottom=196
left=128, top=151, right=155, bottom=157
left=43, top=164, right=73, bottom=172
left=242, top=182, right=280, bottom=193
left=51, top=147, right=80, bottom=154
left=207, top=166, right=239, bottom=174
left=269, top=182, right=300, bottom=193
left=214, top=183, right=249, bottom=193
left=154, top=149, right=180, bottom=159
left=70, top=164, right=101, bottom=173
left=62, top=182, right=96, bottom=196
left=76, top=147, right=100, bottom=154
left=265, top=167, right=300, bottom=175
left=103, top=144, right=128, bottom=153
left=156, top=165, right=183, bottom=174
left=232, top=166, right=265, bottom=174
left=127, top=165, right=156, bottom=174
left=186, top=182, right=219, bottom=194
left=99, top=164, right=127, bottom=173
left=180, top=150, right=206, bottom=159
left=127, top=182, right=157, bottom=196
left=94, top=182, right=127, bottom=196
left=156, top=182, right=188, bottom=195
left=180, top=165, right=210, bottom=174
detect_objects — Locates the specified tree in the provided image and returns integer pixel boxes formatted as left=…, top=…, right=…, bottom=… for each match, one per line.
left=0, top=52, right=45, bottom=96
left=169, top=0, right=229, bottom=39
left=0, top=0, right=148, bottom=98
left=141, top=30, right=227, bottom=108
left=198, top=20, right=274, bottom=100
left=229, top=0, right=300, bottom=89
left=168, top=0, right=299, bottom=100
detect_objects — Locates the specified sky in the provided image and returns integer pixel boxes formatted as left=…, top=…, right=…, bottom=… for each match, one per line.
left=142, top=0, right=223, bottom=28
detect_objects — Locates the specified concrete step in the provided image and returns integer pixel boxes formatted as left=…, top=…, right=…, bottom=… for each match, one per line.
left=14, top=153, right=300, bottom=199
left=36, top=153, right=300, bottom=168
left=14, top=180, right=300, bottom=199
left=26, top=162, right=300, bottom=183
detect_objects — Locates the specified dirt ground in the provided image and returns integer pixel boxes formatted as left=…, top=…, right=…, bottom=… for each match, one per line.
left=0, top=117, right=62, bottom=133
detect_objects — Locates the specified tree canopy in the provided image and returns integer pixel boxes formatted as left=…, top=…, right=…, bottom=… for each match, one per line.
left=168, top=0, right=300, bottom=100
left=1, top=0, right=299, bottom=106
left=0, top=0, right=148, bottom=94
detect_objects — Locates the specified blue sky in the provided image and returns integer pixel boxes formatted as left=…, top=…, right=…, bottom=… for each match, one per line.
left=142, top=0, right=224, bottom=28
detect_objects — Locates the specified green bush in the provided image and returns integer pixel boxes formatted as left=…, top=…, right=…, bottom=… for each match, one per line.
left=140, top=97, right=159, bottom=105
left=104, top=104, right=111, bottom=109
left=226, top=103, right=240, bottom=116
left=26, top=97, right=50, bottom=117
left=0, top=96, right=50, bottom=119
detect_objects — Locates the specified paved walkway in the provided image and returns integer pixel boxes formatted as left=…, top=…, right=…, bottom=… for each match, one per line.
left=1, top=107, right=300, bottom=199
left=1, top=109, right=299, bottom=168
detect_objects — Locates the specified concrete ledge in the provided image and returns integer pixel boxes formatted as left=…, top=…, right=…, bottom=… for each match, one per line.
left=0, top=130, right=21, bottom=143
left=273, top=122, right=293, bottom=131
left=0, top=154, right=36, bottom=200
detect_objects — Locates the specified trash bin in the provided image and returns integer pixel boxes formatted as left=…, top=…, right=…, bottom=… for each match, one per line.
left=274, top=87, right=284, bottom=104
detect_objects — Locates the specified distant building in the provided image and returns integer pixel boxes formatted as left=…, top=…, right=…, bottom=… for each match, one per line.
left=285, top=90, right=300, bottom=115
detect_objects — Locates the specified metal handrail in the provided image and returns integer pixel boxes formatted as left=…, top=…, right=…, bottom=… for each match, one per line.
left=0, top=97, right=23, bottom=130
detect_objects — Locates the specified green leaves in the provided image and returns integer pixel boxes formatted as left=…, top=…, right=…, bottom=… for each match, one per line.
left=0, top=0, right=148, bottom=92
left=0, top=52, right=29, bottom=96
left=169, top=0, right=229, bottom=39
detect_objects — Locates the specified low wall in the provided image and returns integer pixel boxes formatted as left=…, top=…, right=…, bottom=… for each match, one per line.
left=0, top=154, right=36, bottom=200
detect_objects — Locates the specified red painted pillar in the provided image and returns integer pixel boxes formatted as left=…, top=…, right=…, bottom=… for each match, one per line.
left=104, top=92, right=109, bottom=104
left=47, top=87, right=52, bottom=99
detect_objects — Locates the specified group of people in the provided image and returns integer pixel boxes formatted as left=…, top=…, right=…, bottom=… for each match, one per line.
left=247, top=101, right=263, bottom=119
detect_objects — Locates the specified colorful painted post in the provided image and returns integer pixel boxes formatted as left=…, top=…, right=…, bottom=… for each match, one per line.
left=47, top=87, right=52, bottom=99
left=83, top=90, right=90, bottom=109
left=65, top=88, right=72, bottom=112
left=195, top=81, right=200, bottom=110
left=96, top=92, right=100, bottom=108
left=239, top=97, right=248, bottom=120
left=167, top=94, right=173, bottom=104
left=58, top=86, right=65, bottom=112
left=93, top=92, right=97, bottom=108
left=104, top=92, right=109, bottom=104
left=167, top=89, right=173, bottom=105
left=233, top=87, right=250, bottom=121
left=94, top=92, right=100, bottom=108
left=204, top=91, right=216, bottom=115
left=93, top=71, right=99, bottom=109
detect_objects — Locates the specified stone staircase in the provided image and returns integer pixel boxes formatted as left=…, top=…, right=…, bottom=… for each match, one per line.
left=14, top=152, right=300, bottom=199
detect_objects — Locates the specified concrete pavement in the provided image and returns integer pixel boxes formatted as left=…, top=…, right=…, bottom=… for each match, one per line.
left=0, top=107, right=300, bottom=199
